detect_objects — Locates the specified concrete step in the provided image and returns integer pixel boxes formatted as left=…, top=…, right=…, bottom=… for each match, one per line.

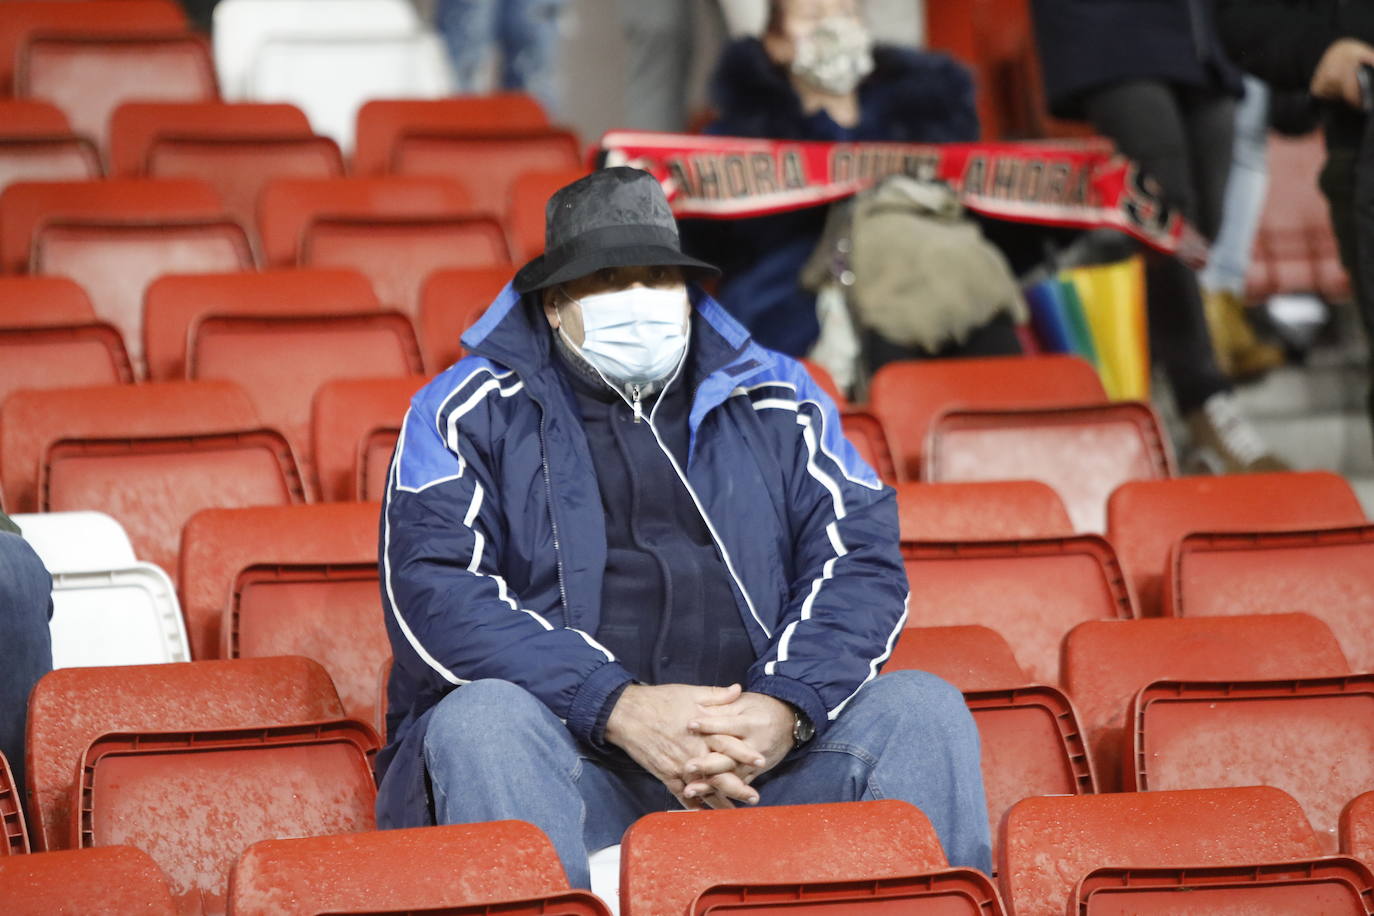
left=1250, top=410, right=1374, bottom=477
left=1353, top=476, right=1374, bottom=517
left=1231, top=364, right=1366, bottom=417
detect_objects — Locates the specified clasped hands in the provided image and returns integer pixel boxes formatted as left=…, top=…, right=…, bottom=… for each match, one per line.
left=604, top=682, right=796, bottom=809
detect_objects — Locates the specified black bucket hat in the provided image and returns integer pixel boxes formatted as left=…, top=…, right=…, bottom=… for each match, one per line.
left=512, top=166, right=719, bottom=294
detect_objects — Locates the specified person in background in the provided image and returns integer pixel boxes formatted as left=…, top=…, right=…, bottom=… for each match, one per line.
left=1216, top=0, right=1374, bottom=460
left=436, top=0, right=565, bottom=115
left=0, top=512, right=53, bottom=819
left=1031, top=0, right=1287, bottom=473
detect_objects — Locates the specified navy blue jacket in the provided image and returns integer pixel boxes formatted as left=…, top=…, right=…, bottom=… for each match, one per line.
left=374, top=283, right=908, bottom=827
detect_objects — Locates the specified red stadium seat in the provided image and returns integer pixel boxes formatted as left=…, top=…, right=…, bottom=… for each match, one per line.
left=689, top=871, right=1004, bottom=914
left=887, top=624, right=1028, bottom=690
left=0, top=1, right=186, bottom=96
left=16, top=34, right=218, bottom=152
left=391, top=128, right=582, bottom=220
left=902, top=535, right=1134, bottom=684
left=924, top=402, right=1174, bottom=532
left=25, top=656, right=345, bottom=852
left=1106, top=471, right=1367, bottom=616
left=143, top=268, right=379, bottom=382
left=894, top=480, right=1075, bottom=542
left=509, top=167, right=591, bottom=262
left=840, top=410, right=900, bottom=483
left=0, top=750, right=26, bottom=856
left=0, top=274, right=94, bottom=326
left=798, top=358, right=849, bottom=409
left=311, top=375, right=427, bottom=502
left=108, top=100, right=313, bottom=176
left=228, top=821, right=572, bottom=916
left=1125, top=674, right=1374, bottom=853
left=1167, top=524, right=1374, bottom=672
left=869, top=354, right=1107, bottom=480
left=179, top=502, right=380, bottom=665
left=0, top=99, right=72, bottom=136
left=352, top=94, right=549, bottom=177
left=417, top=265, right=510, bottom=370
left=1342, top=791, right=1374, bottom=861
left=1071, top=859, right=1374, bottom=915
left=1062, top=613, right=1350, bottom=792
left=0, top=275, right=132, bottom=403
left=998, top=787, right=1323, bottom=916
left=620, top=801, right=948, bottom=916
left=0, top=846, right=177, bottom=916
left=0, top=136, right=101, bottom=196
left=0, top=379, right=257, bottom=513
left=74, top=720, right=377, bottom=912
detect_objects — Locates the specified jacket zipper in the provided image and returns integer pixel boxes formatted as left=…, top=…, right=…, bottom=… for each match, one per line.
left=538, top=407, right=572, bottom=621
left=630, top=384, right=643, bottom=422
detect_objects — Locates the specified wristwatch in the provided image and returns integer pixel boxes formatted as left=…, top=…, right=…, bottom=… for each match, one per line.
left=792, top=708, right=815, bottom=745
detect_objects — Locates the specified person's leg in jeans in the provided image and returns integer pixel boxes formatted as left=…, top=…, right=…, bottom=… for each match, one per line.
left=751, top=670, right=992, bottom=874
left=617, top=0, right=693, bottom=132
left=0, top=531, right=53, bottom=813
left=497, top=0, right=565, bottom=116
left=422, top=679, right=675, bottom=889
left=436, top=0, right=498, bottom=93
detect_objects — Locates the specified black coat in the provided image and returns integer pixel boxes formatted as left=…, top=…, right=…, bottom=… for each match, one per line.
left=1032, top=0, right=1243, bottom=119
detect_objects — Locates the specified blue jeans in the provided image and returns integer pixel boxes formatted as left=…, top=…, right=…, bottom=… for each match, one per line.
left=1200, top=77, right=1271, bottom=296
left=436, top=0, right=563, bottom=115
left=0, top=532, right=53, bottom=809
left=422, top=670, right=992, bottom=887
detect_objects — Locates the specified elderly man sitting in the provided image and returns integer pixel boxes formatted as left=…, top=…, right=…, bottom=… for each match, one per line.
left=374, top=167, right=990, bottom=886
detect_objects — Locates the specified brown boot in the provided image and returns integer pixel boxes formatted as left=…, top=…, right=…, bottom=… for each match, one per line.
left=1186, top=392, right=1290, bottom=474
left=1203, top=289, right=1286, bottom=381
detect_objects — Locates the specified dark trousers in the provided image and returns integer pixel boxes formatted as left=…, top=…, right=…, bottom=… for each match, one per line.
left=0, top=532, right=52, bottom=814
left=1320, top=137, right=1374, bottom=451
left=1084, top=79, right=1237, bottom=413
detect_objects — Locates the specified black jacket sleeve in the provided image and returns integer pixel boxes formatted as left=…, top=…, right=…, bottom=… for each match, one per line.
left=1216, top=0, right=1340, bottom=91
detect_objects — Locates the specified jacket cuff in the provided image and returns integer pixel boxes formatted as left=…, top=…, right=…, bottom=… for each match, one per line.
left=592, top=680, right=632, bottom=747
left=567, top=661, right=635, bottom=745
left=747, top=673, right=830, bottom=740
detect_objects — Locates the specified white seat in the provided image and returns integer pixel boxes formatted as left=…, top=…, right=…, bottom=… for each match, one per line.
left=48, top=562, right=190, bottom=668
left=588, top=844, right=621, bottom=916
left=213, top=0, right=423, bottom=100
left=8, top=511, right=135, bottom=574
left=243, top=32, right=454, bottom=153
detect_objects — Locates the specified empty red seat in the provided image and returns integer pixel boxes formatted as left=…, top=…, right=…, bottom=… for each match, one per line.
left=1106, top=471, right=1367, bottom=616
left=311, top=375, right=427, bottom=502
left=0, top=99, right=72, bottom=136
left=417, top=265, right=510, bottom=370
left=620, top=800, right=947, bottom=916
left=1062, top=613, right=1350, bottom=792
left=869, top=355, right=1107, bottom=480
left=25, top=656, right=345, bottom=852
left=1125, top=673, right=1374, bottom=853
left=0, top=846, right=177, bottom=916
left=109, top=100, right=314, bottom=176
left=0, top=135, right=101, bottom=196
left=1071, top=859, right=1374, bottom=915
left=391, top=128, right=582, bottom=220
left=179, top=502, right=379, bottom=665
left=998, top=786, right=1323, bottom=916
left=0, top=275, right=132, bottom=403
left=75, top=720, right=377, bottom=912
left=902, top=535, right=1134, bottom=684
left=16, top=34, right=218, bottom=152
left=1342, top=791, right=1374, bottom=861
left=894, top=480, right=1074, bottom=542
left=924, top=403, right=1174, bottom=532
left=1168, top=524, right=1374, bottom=672
left=887, top=624, right=1028, bottom=690
left=688, top=871, right=1004, bottom=914
left=0, top=750, right=26, bottom=856
left=0, top=1, right=186, bottom=96
left=841, top=410, right=901, bottom=483
left=352, top=94, right=549, bottom=177
left=509, top=167, right=591, bottom=262
left=228, top=821, right=573, bottom=915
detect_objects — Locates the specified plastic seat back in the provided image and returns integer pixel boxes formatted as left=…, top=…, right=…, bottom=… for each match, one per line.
left=1126, top=674, right=1374, bottom=853
left=620, top=800, right=947, bottom=916
left=1106, top=471, right=1367, bottom=616
left=925, top=403, right=1174, bottom=532
left=76, top=720, right=378, bottom=912
left=17, top=34, right=218, bottom=152
left=228, top=821, right=569, bottom=915
left=0, top=845, right=177, bottom=916
left=688, top=871, right=1004, bottom=914
left=48, top=560, right=190, bottom=669
left=8, top=510, right=137, bottom=574
left=1072, top=859, right=1374, bottom=916
left=109, top=100, right=313, bottom=176
left=1250, top=132, right=1349, bottom=303
left=1342, top=791, right=1374, bottom=861
left=179, top=502, right=379, bottom=663
left=391, top=128, right=582, bottom=219
left=886, top=624, right=1028, bottom=691
left=143, top=267, right=379, bottom=381
left=0, top=275, right=132, bottom=401
left=1062, top=614, right=1350, bottom=792
left=353, top=94, right=549, bottom=176
left=0, top=0, right=186, bottom=95
left=0, top=750, right=26, bottom=856
left=0, top=99, right=72, bottom=136
left=840, top=410, right=900, bottom=483
left=302, top=214, right=511, bottom=316
left=0, top=274, right=95, bottom=326
left=0, top=379, right=259, bottom=513
left=257, top=175, right=475, bottom=267
left=895, top=480, right=1074, bottom=542
left=509, top=167, right=591, bottom=261
left=902, top=535, right=1134, bottom=684
left=0, top=135, right=102, bottom=196
left=311, top=375, right=427, bottom=502
left=999, top=786, right=1323, bottom=916
left=869, top=355, right=1106, bottom=480
left=1169, top=524, right=1374, bottom=672
left=26, top=656, right=344, bottom=852
left=417, top=266, right=511, bottom=370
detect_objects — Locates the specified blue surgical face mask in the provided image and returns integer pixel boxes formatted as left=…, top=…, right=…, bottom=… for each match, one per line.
left=559, top=285, right=690, bottom=388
